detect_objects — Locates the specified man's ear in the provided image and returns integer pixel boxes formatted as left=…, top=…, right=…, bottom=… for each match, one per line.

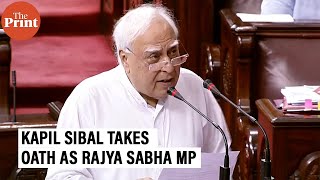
left=119, top=50, right=130, bottom=74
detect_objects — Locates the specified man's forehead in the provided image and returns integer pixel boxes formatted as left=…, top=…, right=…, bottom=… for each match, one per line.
left=143, top=40, right=179, bottom=53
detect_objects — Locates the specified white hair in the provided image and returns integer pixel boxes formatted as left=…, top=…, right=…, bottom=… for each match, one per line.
left=112, top=4, right=179, bottom=64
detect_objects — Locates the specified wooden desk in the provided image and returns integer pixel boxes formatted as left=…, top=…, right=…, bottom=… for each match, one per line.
left=215, top=9, right=320, bottom=179
left=256, top=99, right=320, bottom=179
left=0, top=114, right=56, bottom=180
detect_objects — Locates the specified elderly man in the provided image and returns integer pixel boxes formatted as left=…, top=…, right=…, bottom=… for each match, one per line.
left=46, top=4, right=230, bottom=180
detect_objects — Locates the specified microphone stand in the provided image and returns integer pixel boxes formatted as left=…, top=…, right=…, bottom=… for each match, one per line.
left=167, top=87, right=230, bottom=180
left=203, top=79, right=273, bottom=180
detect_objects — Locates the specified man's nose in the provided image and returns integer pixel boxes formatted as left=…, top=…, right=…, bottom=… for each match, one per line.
left=161, top=59, right=175, bottom=72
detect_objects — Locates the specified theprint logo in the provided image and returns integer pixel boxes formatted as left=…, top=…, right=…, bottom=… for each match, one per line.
left=1, top=1, right=41, bottom=40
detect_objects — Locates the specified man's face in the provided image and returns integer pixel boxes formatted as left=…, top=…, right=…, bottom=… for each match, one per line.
left=120, top=18, right=181, bottom=105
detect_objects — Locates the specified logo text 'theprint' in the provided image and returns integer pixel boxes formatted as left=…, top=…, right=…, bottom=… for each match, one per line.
left=1, top=1, right=41, bottom=40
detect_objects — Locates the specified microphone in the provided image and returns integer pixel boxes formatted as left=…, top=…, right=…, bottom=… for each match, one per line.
left=12, top=70, right=17, bottom=123
left=167, top=87, right=230, bottom=180
left=203, top=79, right=272, bottom=180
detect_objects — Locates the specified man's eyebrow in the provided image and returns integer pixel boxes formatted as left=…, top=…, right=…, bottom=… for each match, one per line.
left=143, top=40, right=179, bottom=54
left=143, top=46, right=162, bottom=54
left=168, top=40, right=179, bottom=48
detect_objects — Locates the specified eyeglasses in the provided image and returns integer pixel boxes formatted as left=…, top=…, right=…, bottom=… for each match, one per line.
left=148, top=54, right=189, bottom=71
left=125, top=42, right=189, bottom=71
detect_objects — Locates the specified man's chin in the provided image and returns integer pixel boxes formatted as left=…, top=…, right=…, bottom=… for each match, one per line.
left=158, top=94, right=169, bottom=100
left=159, top=88, right=171, bottom=97
left=150, top=85, right=176, bottom=101
left=152, top=91, right=169, bottom=101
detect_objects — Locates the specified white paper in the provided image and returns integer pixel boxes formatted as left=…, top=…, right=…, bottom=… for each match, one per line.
left=158, top=151, right=239, bottom=180
left=281, top=85, right=320, bottom=104
left=236, top=13, right=294, bottom=22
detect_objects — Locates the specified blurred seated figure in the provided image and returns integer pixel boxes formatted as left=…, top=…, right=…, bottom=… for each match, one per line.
left=261, top=0, right=320, bottom=20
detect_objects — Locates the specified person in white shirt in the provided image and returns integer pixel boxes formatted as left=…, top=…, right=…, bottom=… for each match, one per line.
left=261, top=0, right=320, bottom=20
left=45, top=4, right=231, bottom=180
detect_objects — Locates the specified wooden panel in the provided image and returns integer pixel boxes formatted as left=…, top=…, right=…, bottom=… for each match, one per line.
left=0, top=114, right=56, bottom=179
left=0, top=29, right=11, bottom=116
left=256, top=99, right=320, bottom=179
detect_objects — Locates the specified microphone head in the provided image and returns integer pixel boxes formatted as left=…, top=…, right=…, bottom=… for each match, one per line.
left=167, top=87, right=184, bottom=101
left=203, top=79, right=212, bottom=89
left=203, top=79, right=220, bottom=95
left=12, top=70, right=16, bottom=86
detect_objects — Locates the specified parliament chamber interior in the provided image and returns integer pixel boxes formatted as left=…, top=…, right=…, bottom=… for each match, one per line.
left=1, top=0, right=320, bottom=179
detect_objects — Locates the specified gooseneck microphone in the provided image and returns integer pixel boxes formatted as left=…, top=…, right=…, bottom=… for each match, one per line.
left=12, top=70, right=17, bottom=123
left=167, top=87, right=230, bottom=180
left=203, top=79, right=272, bottom=180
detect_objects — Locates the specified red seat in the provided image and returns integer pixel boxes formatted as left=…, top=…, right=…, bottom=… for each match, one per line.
left=0, top=0, right=118, bottom=115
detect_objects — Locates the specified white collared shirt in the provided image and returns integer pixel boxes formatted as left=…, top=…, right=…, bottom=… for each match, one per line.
left=45, top=65, right=231, bottom=180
